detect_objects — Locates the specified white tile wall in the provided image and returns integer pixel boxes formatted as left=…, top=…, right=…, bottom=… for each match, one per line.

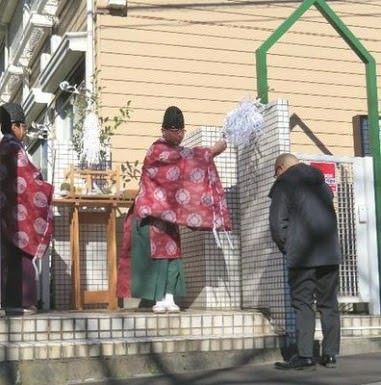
left=181, top=127, right=241, bottom=309
left=239, top=99, right=291, bottom=333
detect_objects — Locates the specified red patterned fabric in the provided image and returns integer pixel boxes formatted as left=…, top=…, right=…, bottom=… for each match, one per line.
left=117, top=138, right=231, bottom=297
left=135, top=139, right=231, bottom=259
left=135, top=139, right=231, bottom=232
left=0, top=135, right=54, bottom=258
left=117, top=206, right=133, bottom=297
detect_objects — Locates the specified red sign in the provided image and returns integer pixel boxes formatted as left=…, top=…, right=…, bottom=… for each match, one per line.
left=310, top=162, right=336, bottom=192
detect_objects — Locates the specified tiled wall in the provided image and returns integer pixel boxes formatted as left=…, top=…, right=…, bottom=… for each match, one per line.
left=166, top=101, right=293, bottom=326
left=181, top=127, right=241, bottom=309
left=238, top=99, right=291, bottom=332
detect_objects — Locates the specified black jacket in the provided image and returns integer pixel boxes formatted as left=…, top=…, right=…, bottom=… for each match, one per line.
left=269, top=163, right=341, bottom=268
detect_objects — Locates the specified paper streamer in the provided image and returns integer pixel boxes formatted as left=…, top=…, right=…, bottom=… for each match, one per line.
left=223, top=98, right=265, bottom=146
left=82, top=111, right=101, bottom=165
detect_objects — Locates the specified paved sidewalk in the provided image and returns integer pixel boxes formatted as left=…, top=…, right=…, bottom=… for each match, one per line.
left=85, top=352, right=381, bottom=385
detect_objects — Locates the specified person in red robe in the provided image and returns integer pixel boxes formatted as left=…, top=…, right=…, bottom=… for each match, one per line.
left=117, top=106, right=231, bottom=313
left=0, top=103, right=53, bottom=315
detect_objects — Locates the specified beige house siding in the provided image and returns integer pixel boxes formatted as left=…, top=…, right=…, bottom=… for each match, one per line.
left=95, top=0, right=381, bottom=175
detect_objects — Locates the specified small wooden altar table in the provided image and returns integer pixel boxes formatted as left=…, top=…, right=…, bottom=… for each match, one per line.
left=54, top=192, right=136, bottom=310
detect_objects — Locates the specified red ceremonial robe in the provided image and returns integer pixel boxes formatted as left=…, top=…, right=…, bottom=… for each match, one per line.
left=117, top=138, right=231, bottom=298
left=0, top=134, right=54, bottom=258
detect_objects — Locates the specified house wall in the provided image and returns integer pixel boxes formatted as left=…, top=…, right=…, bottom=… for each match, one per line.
left=95, top=0, right=381, bottom=180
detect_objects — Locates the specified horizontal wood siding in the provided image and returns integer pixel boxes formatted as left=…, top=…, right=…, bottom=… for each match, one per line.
left=96, top=0, right=381, bottom=173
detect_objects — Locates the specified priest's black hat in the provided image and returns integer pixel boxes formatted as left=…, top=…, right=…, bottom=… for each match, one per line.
left=162, top=106, right=184, bottom=129
left=0, top=103, right=25, bottom=126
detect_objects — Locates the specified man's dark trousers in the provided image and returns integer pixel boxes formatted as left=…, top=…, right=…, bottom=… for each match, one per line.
left=288, top=265, right=340, bottom=358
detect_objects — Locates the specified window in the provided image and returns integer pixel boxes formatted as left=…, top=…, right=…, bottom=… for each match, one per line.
left=352, top=115, right=377, bottom=156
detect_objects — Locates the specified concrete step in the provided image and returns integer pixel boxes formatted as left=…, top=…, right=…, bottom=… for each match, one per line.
left=0, top=333, right=281, bottom=361
left=0, top=311, right=380, bottom=385
left=0, top=310, right=272, bottom=343
left=1, top=334, right=381, bottom=385
left=0, top=310, right=380, bottom=347
left=316, top=314, right=381, bottom=337
left=0, top=310, right=282, bottom=385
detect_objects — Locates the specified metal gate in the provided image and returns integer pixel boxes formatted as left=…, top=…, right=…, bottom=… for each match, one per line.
left=298, top=154, right=380, bottom=314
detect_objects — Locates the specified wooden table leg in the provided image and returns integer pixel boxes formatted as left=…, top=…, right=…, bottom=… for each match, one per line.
left=71, top=206, right=81, bottom=310
left=107, top=207, right=118, bottom=310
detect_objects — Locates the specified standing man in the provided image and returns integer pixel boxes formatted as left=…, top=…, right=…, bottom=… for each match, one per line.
left=117, top=106, right=230, bottom=313
left=269, top=153, right=341, bottom=370
left=0, top=103, right=53, bottom=315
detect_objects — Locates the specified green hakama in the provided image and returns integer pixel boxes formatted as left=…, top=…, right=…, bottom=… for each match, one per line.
left=130, top=218, right=186, bottom=301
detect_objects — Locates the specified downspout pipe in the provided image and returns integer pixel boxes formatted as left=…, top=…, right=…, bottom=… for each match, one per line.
left=86, top=0, right=94, bottom=100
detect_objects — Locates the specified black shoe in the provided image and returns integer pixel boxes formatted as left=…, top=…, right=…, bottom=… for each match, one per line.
left=275, top=355, right=316, bottom=370
left=5, top=306, right=37, bottom=316
left=320, top=355, right=336, bottom=368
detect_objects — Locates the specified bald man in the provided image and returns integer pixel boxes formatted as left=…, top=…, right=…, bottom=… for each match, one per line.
left=269, top=153, right=341, bottom=370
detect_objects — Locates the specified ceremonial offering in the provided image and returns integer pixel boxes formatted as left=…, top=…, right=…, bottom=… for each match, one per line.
left=82, top=111, right=101, bottom=164
left=223, top=97, right=265, bottom=146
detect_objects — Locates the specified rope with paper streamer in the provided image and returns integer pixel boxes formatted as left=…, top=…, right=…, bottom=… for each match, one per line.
left=222, top=97, right=265, bottom=146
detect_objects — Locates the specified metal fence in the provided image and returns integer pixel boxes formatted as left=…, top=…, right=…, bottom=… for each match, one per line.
left=298, top=155, right=360, bottom=301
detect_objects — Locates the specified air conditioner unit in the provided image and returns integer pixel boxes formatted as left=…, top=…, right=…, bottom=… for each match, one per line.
left=108, top=0, right=127, bottom=8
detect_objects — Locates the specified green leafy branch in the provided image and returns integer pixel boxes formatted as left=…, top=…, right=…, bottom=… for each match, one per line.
left=120, top=159, right=141, bottom=189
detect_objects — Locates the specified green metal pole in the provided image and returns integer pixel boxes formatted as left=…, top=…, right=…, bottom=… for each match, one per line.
left=365, top=60, right=381, bottom=306
left=256, top=51, right=268, bottom=104
left=256, top=0, right=316, bottom=103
